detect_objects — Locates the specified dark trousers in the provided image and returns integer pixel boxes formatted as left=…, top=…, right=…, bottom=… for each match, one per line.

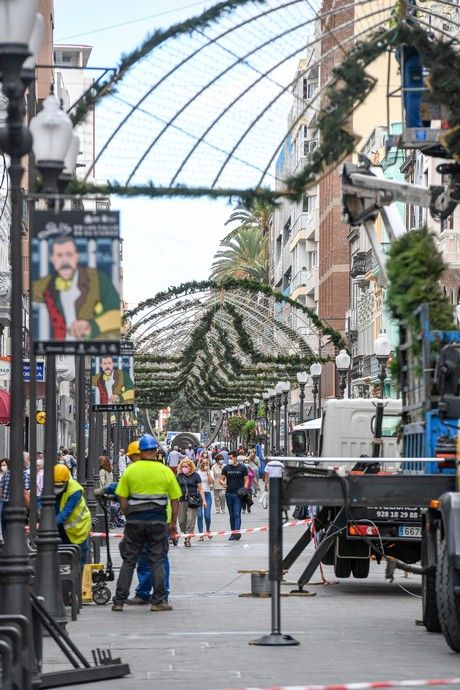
left=136, top=547, right=170, bottom=601
left=114, top=521, right=168, bottom=605
left=225, top=492, right=242, bottom=531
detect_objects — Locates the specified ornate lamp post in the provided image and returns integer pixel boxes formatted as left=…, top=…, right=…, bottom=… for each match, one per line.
left=280, top=381, right=291, bottom=455
left=252, top=396, right=260, bottom=421
left=274, top=382, right=284, bottom=454
left=296, top=371, right=309, bottom=423
left=268, top=388, right=276, bottom=455
left=0, top=3, right=43, bottom=670
left=30, top=94, right=75, bottom=625
left=335, top=349, right=351, bottom=399
left=374, top=331, right=391, bottom=399
left=310, top=362, right=322, bottom=418
left=262, top=391, right=269, bottom=452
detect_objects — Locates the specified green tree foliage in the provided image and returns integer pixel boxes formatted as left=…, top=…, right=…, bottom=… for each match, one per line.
left=210, top=226, right=268, bottom=282
left=386, top=227, right=455, bottom=333
left=167, top=394, right=206, bottom=432
left=223, top=199, right=273, bottom=242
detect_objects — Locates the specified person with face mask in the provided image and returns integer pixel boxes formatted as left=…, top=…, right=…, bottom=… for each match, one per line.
left=176, top=459, right=205, bottom=547
left=54, top=464, right=91, bottom=567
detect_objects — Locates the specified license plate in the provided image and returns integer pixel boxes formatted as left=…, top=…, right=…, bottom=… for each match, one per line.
left=398, top=525, right=422, bottom=538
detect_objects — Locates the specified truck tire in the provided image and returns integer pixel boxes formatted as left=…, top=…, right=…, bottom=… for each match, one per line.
left=436, top=538, right=460, bottom=652
left=334, top=556, right=352, bottom=578
left=421, top=533, right=441, bottom=632
left=351, top=558, right=370, bottom=579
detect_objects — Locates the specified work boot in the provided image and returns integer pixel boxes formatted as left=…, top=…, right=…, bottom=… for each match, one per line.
left=127, top=596, right=149, bottom=605
left=111, top=602, right=124, bottom=611
left=150, top=601, right=173, bottom=611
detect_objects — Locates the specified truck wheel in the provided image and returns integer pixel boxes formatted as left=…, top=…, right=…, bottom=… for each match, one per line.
left=351, top=558, right=370, bottom=579
left=334, top=556, right=352, bottom=578
left=436, top=539, right=460, bottom=652
left=421, top=533, right=441, bottom=632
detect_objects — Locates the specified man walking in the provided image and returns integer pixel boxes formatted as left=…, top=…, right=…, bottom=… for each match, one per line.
left=112, top=434, right=182, bottom=612
left=167, top=445, right=183, bottom=475
left=220, top=451, right=249, bottom=541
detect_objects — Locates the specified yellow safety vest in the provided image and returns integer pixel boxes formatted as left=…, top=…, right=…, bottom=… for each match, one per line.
left=59, top=478, right=91, bottom=545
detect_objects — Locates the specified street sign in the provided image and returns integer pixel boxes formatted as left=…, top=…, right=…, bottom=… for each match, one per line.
left=23, top=360, right=45, bottom=383
left=31, top=210, right=121, bottom=355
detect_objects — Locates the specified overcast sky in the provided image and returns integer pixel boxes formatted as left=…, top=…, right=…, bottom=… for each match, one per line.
left=54, top=1, right=237, bottom=309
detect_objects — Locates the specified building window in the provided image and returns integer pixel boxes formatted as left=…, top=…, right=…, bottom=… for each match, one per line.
left=303, top=194, right=316, bottom=214
left=303, top=78, right=318, bottom=100
left=304, top=138, right=317, bottom=157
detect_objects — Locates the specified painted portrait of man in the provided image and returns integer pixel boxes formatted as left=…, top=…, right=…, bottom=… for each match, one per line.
left=32, top=237, right=120, bottom=341
left=91, top=355, right=134, bottom=406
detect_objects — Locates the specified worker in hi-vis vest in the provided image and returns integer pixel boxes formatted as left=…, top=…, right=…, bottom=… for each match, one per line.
left=54, top=464, right=91, bottom=566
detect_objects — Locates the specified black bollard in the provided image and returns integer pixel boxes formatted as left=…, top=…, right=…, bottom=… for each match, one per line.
left=251, top=476, right=299, bottom=646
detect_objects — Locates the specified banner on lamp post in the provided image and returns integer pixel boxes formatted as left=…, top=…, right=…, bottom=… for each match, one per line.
left=31, top=210, right=121, bottom=355
left=91, top=341, right=135, bottom=412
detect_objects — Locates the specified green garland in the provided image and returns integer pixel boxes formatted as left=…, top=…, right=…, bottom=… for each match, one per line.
left=68, top=23, right=460, bottom=204
left=71, top=0, right=265, bottom=126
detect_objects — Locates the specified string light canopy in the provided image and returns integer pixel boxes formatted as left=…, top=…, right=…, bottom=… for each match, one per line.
left=127, top=279, right=345, bottom=409
left=59, top=0, right=460, bottom=206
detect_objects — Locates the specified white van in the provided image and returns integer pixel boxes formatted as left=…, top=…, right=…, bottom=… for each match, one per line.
left=292, top=397, right=402, bottom=465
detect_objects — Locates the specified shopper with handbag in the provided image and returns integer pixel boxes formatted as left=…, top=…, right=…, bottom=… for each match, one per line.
left=197, top=456, right=213, bottom=540
left=176, top=458, right=206, bottom=547
left=220, top=451, right=249, bottom=541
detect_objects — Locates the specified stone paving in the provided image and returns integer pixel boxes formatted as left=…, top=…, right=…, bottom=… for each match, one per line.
left=43, top=502, right=460, bottom=690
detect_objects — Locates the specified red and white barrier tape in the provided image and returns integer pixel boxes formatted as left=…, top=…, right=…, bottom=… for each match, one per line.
left=90, top=518, right=311, bottom=540
left=218, top=678, right=460, bottom=690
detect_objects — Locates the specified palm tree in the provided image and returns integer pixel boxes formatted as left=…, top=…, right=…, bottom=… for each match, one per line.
left=210, top=226, right=268, bottom=283
left=222, top=199, right=273, bottom=243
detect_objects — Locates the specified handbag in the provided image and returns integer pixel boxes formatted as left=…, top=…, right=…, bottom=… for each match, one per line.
left=186, top=491, right=202, bottom=508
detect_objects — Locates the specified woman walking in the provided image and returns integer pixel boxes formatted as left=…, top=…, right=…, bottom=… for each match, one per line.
left=211, top=454, right=226, bottom=514
left=99, top=455, right=113, bottom=489
left=197, top=456, right=213, bottom=540
left=246, top=448, right=261, bottom=494
left=176, top=458, right=205, bottom=547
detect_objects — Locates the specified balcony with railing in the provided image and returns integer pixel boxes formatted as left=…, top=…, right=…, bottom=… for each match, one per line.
left=290, top=265, right=318, bottom=300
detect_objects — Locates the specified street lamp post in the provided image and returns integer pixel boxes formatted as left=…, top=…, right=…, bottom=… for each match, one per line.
left=0, top=6, right=45, bottom=669
left=268, top=389, right=276, bottom=455
left=280, top=381, right=291, bottom=455
left=296, top=371, right=309, bottom=423
left=252, top=396, right=260, bottom=421
left=262, top=392, right=269, bottom=453
left=274, top=382, right=283, bottom=454
left=374, top=331, right=391, bottom=399
left=31, top=94, right=75, bottom=625
left=310, top=362, right=323, bottom=418
left=335, top=349, right=351, bottom=399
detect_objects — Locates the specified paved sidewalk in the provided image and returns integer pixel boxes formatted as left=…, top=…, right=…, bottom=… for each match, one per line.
left=43, top=502, right=460, bottom=690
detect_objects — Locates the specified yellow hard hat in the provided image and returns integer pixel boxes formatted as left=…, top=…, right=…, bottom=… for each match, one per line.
left=126, top=440, right=140, bottom=457
left=54, top=464, right=71, bottom=483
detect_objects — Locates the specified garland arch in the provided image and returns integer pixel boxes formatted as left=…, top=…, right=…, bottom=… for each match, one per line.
left=127, top=279, right=345, bottom=408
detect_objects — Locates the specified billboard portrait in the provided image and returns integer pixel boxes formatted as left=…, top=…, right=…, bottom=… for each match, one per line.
left=31, top=210, right=121, bottom=355
left=91, top=353, right=135, bottom=411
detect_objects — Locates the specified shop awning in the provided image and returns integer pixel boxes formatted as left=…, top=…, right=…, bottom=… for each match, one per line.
left=0, top=388, right=11, bottom=424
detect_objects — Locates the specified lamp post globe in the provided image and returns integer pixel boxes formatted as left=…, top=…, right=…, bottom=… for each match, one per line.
left=335, top=349, right=351, bottom=399
left=374, top=331, right=391, bottom=398
left=30, top=94, right=74, bottom=194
